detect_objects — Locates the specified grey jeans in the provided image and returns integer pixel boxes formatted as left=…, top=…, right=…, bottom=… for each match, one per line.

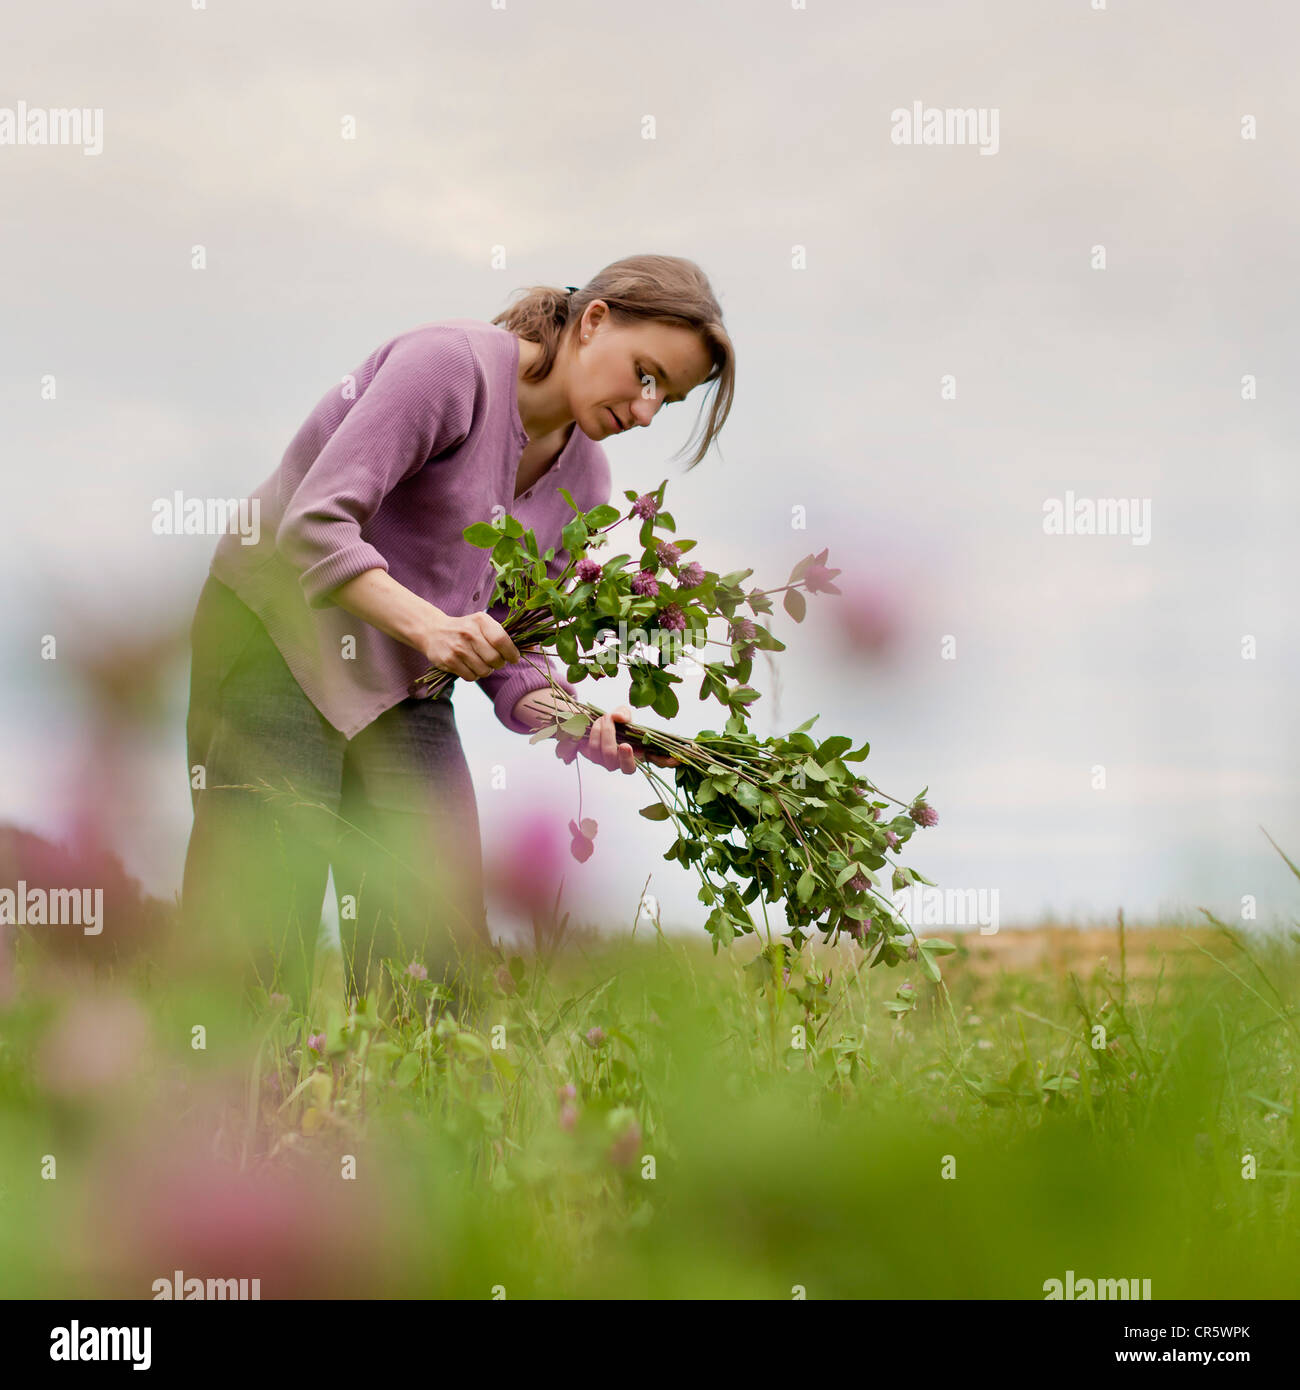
left=181, top=575, right=490, bottom=1007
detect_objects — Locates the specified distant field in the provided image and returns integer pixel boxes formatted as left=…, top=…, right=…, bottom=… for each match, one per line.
left=911, top=922, right=1230, bottom=977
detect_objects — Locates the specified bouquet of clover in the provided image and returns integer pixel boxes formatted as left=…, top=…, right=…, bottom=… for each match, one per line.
left=414, top=481, right=949, bottom=983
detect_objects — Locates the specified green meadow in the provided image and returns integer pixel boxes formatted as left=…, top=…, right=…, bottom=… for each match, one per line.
left=2, top=890, right=1296, bottom=1300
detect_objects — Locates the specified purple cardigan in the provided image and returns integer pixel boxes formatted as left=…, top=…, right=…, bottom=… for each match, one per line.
left=209, top=318, right=611, bottom=739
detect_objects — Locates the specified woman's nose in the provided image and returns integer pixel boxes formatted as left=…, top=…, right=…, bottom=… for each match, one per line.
left=630, top=396, right=665, bottom=428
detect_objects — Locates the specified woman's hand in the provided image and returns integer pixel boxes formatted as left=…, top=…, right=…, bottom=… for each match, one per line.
left=331, top=571, right=522, bottom=680
left=421, top=607, right=521, bottom=681
left=562, top=704, right=680, bottom=774
left=511, top=690, right=680, bottom=772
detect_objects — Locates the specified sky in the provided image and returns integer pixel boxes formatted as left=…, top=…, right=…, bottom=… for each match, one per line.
left=2, top=0, right=1298, bottom=941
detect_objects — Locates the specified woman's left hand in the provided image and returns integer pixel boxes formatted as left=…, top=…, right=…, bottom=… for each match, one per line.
left=558, top=704, right=680, bottom=772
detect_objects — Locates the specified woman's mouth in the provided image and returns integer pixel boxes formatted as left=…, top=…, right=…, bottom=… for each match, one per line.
left=606, top=408, right=625, bottom=433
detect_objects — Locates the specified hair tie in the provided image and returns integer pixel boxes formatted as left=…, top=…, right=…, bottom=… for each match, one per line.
left=564, top=286, right=579, bottom=295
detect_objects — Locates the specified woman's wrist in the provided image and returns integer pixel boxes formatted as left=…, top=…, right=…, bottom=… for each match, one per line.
left=332, top=568, right=444, bottom=653
left=512, top=687, right=584, bottom=732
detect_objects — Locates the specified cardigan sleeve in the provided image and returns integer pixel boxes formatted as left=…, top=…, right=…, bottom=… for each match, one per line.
left=477, top=446, right=613, bottom=735
left=275, top=328, right=479, bottom=609
left=479, top=646, right=581, bottom=736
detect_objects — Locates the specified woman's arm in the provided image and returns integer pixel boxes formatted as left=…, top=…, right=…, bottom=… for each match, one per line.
left=331, top=567, right=521, bottom=681
left=274, top=328, right=479, bottom=611
left=510, top=685, right=588, bottom=732
left=333, top=573, right=680, bottom=769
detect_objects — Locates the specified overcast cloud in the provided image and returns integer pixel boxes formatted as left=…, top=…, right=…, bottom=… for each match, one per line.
left=2, top=0, right=1297, bottom=937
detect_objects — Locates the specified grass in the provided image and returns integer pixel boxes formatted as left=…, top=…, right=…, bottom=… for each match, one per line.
left=1, top=887, right=1297, bottom=1299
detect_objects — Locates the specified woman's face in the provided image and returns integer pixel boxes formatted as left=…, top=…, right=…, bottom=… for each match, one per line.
left=569, top=304, right=715, bottom=440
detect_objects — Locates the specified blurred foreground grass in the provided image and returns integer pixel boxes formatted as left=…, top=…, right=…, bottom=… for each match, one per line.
left=1, top=908, right=1297, bottom=1300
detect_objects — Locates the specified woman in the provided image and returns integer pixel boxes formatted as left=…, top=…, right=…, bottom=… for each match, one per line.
left=181, top=253, right=735, bottom=1010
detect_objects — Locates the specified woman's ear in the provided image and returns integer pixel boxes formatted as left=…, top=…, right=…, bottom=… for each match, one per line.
left=582, top=300, right=610, bottom=337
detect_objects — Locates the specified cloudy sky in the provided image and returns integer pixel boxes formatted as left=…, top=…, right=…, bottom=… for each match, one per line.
left=3, top=0, right=1298, bottom=940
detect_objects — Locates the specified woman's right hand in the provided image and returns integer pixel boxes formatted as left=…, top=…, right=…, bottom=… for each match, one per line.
left=422, top=607, right=522, bottom=681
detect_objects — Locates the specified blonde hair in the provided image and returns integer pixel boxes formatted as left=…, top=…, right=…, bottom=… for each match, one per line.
left=491, top=253, right=735, bottom=470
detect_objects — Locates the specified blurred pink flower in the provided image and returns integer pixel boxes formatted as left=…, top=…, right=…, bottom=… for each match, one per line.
left=405, top=962, right=428, bottom=981
left=832, top=574, right=902, bottom=660
left=608, top=1117, right=642, bottom=1169
left=584, top=1026, right=606, bottom=1049
left=89, top=1129, right=382, bottom=1298
left=485, top=810, right=567, bottom=918
left=36, top=992, right=150, bottom=1097
left=728, top=617, right=757, bottom=661
left=554, top=732, right=582, bottom=765
left=568, top=818, right=597, bottom=864
left=802, top=549, right=842, bottom=596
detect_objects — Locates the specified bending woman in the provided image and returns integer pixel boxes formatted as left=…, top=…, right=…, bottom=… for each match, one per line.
left=181, top=253, right=735, bottom=1010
